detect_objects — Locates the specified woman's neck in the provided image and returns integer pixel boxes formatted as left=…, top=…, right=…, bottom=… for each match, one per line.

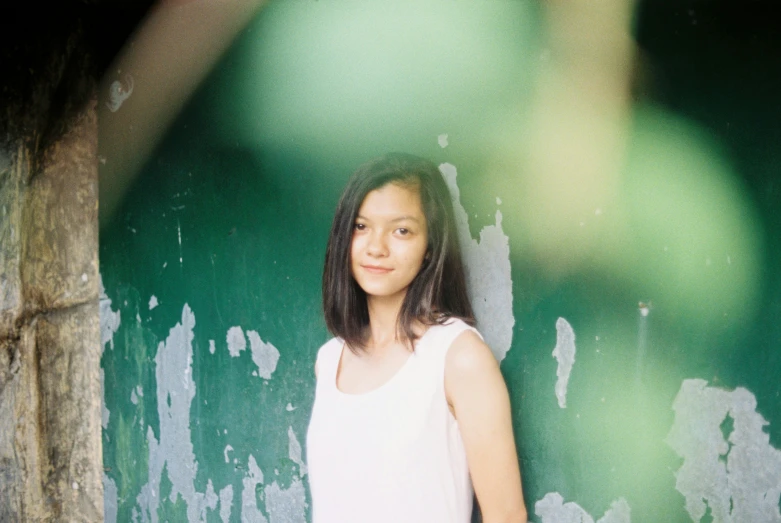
left=365, top=292, right=405, bottom=351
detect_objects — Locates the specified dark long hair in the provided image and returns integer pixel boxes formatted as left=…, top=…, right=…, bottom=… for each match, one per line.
left=322, top=152, right=475, bottom=352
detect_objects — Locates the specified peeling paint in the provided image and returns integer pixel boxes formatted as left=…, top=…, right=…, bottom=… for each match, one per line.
left=535, top=492, right=630, bottom=523
left=287, top=426, right=307, bottom=476
left=285, top=403, right=296, bottom=412
left=136, top=305, right=219, bottom=522
left=209, top=340, right=216, bottom=354
left=100, top=368, right=110, bottom=429
left=99, top=274, right=121, bottom=353
left=131, top=387, right=139, bottom=405
left=666, top=379, right=781, bottom=522
left=440, top=162, right=514, bottom=362
left=438, top=133, right=449, bottom=148
left=106, top=74, right=134, bottom=112
left=247, top=330, right=280, bottom=379
left=552, top=318, right=576, bottom=408
left=149, top=295, right=159, bottom=310
left=241, top=454, right=268, bottom=523
left=104, top=473, right=118, bottom=523
left=264, top=478, right=307, bottom=523
left=224, top=444, right=234, bottom=464
left=227, top=326, right=247, bottom=357
left=219, top=485, right=233, bottom=523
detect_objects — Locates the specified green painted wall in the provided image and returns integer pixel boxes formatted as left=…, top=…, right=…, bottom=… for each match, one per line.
left=100, top=2, right=781, bottom=522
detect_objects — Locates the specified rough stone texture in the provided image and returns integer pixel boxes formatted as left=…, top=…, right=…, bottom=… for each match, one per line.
left=0, top=145, right=26, bottom=336
left=22, top=99, right=99, bottom=313
left=0, top=26, right=102, bottom=522
left=36, top=303, right=102, bottom=521
left=0, top=323, right=45, bottom=522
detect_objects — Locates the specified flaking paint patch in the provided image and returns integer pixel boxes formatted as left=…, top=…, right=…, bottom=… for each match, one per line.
left=552, top=318, right=576, bottom=408
left=287, top=426, right=307, bottom=476
left=104, top=473, right=119, bottom=523
left=241, top=454, right=268, bottom=523
left=136, top=304, right=219, bottom=522
left=248, top=330, right=280, bottom=379
left=535, top=492, right=631, bottom=523
left=101, top=369, right=110, bottom=429
left=106, top=74, right=134, bottom=112
left=219, top=485, right=234, bottom=523
left=264, top=478, right=307, bottom=523
left=100, top=274, right=121, bottom=353
left=666, top=379, right=781, bottom=522
left=227, top=326, right=247, bottom=357
left=440, top=162, right=514, bottom=362
left=149, top=295, right=159, bottom=310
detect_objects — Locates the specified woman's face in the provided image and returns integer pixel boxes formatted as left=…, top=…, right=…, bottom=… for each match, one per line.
left=350, top=182, right=428, bottom=302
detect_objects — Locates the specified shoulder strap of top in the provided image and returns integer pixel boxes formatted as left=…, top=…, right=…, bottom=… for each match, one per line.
left=417, top=318, right=483, bottom=369
left=434, top=318, right=482, bottom=352
left=315, top=337, right=344, bottom=389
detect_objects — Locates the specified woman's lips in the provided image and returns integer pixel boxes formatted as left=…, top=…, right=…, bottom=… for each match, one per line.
left=361, top=265, right=393, bottom=274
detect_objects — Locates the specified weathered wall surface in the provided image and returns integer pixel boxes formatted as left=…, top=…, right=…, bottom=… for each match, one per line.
left=98, top=2, right=781, bottom=523
left=0, top=9, right=106, bottom=521
left=0, top=106, right=102, bottom=521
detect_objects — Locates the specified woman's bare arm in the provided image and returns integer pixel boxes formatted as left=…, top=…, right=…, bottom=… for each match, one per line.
left=445, top=330, right=527, bottom=523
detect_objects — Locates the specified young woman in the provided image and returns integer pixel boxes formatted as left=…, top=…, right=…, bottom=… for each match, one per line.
left=307, top=153, right=527, bottom=523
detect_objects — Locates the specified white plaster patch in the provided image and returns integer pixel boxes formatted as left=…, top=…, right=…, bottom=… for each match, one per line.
left=106, top=74, right=134, bottom=112
left=103, top=473, right=119, bottom=523
left=227, top=326, right=247, bottom=357
left=100, top=368, right=110, bottom=429
left=209, top=339, right=216, bottom=354
left=285, top=403, right=296, bottom=412
left=552, top=318, right=576, bottom=408
left=99, top=274, right=121, bottom=354
left=135, top=304, right=219, bottom=522
left=219, top=485, right=234, bottom=523
left=438, top=133, right=449, bottom=148
left=248, top=330, right=280, bottom=380
left=287, top=426, right=307, bottom=476
left=666, top=379, right=781, bottom=522
left=130, top=388, right=139, bottom=405
left=224, top=444, right=234, bottom=464
left=149, top=295, right=159, bottom=310
left=242, top=454, right=269, bottom=523
left=440, top=163, right=514, bottom=362
left=535, top=492, right=631, bottom=523
left=264, top=478, right=307, bottom=523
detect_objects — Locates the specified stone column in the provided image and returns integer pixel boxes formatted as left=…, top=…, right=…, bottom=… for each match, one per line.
left=0, top=30, right=102, bottom=523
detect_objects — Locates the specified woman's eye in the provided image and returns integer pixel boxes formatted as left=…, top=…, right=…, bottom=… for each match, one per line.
left=397, top=228, right=409, bottom=235
left=354, top=223, right=365, bottom=231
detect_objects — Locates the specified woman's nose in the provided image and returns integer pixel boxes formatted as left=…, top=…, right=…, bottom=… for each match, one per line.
left=366, top=232, right=388, bottom=257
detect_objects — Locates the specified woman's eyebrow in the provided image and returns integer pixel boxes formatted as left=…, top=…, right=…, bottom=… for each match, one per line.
left=355, top=215, right=421, bottom=223
left=389, top=216, right=421, bottom=223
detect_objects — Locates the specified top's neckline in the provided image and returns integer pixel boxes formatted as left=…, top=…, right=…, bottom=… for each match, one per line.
left=333, top=326, right=435, bottom=399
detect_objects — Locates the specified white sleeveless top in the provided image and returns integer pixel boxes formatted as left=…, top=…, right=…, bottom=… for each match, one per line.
left=306, top=319, right=479, bottom=523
